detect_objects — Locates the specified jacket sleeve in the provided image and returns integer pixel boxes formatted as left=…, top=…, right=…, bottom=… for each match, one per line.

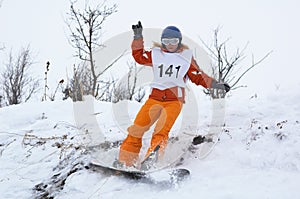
left=131, top=38, right=153, bottom=66
left=187, top=57, right=215, bottom=88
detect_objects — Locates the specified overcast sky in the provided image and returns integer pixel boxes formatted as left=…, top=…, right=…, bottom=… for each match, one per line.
left=0, top=0, right=299, bottom=96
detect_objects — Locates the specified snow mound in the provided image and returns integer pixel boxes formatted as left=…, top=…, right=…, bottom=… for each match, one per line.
left=0, top=86, right=299, bottom=199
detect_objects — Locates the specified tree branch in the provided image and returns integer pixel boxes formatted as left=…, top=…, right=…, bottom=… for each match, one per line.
left=231, top=50, right=273, bottom=88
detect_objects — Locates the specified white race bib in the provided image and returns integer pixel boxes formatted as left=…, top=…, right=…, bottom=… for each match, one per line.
left=151, top=47, right=192, bottom=90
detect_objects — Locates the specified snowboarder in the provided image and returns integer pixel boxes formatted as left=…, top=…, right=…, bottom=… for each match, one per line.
left=117, top=21, right=230, bottom=168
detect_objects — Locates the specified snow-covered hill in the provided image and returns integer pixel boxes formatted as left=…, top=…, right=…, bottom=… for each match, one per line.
left=0, top=85, right=299, bottom=199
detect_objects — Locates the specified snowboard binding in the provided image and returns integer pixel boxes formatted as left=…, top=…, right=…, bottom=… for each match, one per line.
left=140, top=145, right=160, bottom=171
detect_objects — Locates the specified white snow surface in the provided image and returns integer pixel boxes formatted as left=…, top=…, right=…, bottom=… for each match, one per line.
left=0, top=85, right=300, bottom=199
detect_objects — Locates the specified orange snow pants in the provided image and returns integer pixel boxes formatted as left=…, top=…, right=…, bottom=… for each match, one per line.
left=119, top=98, right=183, bottom=167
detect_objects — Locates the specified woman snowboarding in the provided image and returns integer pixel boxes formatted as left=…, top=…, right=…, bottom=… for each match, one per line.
left=118, top=21, right=230, bottom=168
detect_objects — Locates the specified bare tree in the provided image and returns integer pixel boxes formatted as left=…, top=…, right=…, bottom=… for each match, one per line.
left=112, top=61, right=145, bottom=103
left=200, top=27, right=272, bottom=98
left=65, top=63, right=91, bottom=102
left=124, top=61, right=139, bottom=101
left=66, top=1, right=118, bottom=98
left=134, top=87, right=146, bottom=103
left=1, top=46, right=40, bottom=105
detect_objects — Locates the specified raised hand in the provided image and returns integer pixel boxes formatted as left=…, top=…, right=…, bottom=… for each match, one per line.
left=132, top=21, right=143, bottom=40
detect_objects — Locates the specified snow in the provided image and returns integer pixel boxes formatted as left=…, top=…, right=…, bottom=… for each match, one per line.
left=0, top=84, right=300, bottom=199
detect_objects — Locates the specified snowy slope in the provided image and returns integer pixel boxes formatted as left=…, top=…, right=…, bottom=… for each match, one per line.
left=0, top=84, right=300, bottom=199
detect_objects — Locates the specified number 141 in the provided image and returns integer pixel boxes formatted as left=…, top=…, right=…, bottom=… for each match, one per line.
left=158, top=64, right=181, bottom=78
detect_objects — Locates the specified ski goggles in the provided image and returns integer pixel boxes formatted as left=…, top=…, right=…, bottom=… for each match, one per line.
left=161, top=38, right=180, bottom=45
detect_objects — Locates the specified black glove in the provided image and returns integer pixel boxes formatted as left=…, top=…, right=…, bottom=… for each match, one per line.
left=211, top=80, right=230, bottom=92
left=132, top=21, right=143, bottom=40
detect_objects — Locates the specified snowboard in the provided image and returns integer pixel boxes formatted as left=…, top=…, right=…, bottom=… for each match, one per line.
left=90, top=159, right=190, bottom=182
left=90, top=132, right=220, bottom=180
left=90, top=159, right=148, bottom=179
